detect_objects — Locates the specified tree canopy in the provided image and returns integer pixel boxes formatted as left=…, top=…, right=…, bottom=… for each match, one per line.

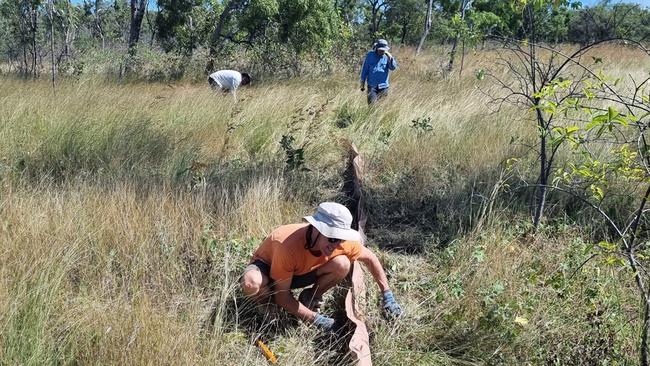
left=1, top=0, right=650, bottom=79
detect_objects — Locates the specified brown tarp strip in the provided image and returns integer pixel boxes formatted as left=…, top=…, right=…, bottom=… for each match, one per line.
left=345, top=143, right=372, bottom=366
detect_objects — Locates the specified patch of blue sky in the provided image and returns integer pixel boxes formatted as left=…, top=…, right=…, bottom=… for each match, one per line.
left=580, top=0, right=650, bottom=7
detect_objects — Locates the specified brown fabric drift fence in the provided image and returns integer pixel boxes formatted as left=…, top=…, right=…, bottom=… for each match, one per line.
left=343, top=143, right=372, bottom=366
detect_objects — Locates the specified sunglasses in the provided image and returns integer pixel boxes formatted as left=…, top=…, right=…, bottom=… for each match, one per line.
left=327, top=237, right=341, bottom=244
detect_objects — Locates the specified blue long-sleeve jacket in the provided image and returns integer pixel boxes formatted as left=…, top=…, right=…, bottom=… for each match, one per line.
left=360, top=51, right=398, bottom=89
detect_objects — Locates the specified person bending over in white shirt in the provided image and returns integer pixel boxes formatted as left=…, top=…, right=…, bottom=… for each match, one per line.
left=208, top=70, right=251, bottom=99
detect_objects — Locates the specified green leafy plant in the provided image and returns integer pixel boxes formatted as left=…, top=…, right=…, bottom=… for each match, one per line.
left=541, top=61, right=650, bottom=364
left=410, top=116, right=433, bottom=136
left=279, top=134, right=309, bottom=171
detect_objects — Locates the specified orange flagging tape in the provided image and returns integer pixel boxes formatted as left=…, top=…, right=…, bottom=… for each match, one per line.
left=256, top=339, right=278, bottom=364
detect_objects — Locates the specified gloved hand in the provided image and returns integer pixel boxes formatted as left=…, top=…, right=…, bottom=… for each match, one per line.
left=360, top=82, right=365, bottom=92
left=382, top=290, right=403, bottom=320
left=313, top=313, right=336, bottom=331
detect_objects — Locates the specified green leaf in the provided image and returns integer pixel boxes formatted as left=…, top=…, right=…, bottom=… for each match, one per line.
left=608, top=107, right=618, bottom=121
left=593, top=114, right=608, bottom=124
left=612, top=115, right=629, bottom=126
left=603, top=256, right=625, bottom=267
left=597, top=241, right=616, bottom=251
left=590, top=184, right=604, bottom=201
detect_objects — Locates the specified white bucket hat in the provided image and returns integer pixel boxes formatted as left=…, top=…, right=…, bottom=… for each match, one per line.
left=304, top=202, right=361, bottom=241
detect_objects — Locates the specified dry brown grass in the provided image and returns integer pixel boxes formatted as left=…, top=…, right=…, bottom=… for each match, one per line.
left=0, top=44, right=645, bottom=365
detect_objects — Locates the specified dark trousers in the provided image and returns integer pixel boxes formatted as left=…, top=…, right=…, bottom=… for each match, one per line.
left=250, top=259, right=317, bottom=289
left=367, top=86, right=389, bottom=104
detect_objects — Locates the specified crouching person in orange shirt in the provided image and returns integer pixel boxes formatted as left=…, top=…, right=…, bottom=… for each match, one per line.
left=240, top=202, right=402, bottom=331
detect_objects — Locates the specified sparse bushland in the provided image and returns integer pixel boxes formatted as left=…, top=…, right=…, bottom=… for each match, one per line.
left=0, top=45, right=646, bottom=365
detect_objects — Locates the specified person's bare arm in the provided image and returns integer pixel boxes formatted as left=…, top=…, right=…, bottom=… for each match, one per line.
left=357, top=246, right=403, bottom=319
left=357, top=246, right=390, bottom=292
left=272, top=279, right=317, bottom=322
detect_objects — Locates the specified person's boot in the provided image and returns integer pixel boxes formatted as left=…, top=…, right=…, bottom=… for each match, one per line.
left=298, top=287, right=324, bottom=312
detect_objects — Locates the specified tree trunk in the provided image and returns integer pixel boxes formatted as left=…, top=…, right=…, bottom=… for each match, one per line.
left=447, top=0, right=469, bottom=72
left=63, top=24, right=71, bottom=63
left=20, top=23, right=28, bottom=76
left=526, top=2, right=547, bottom=229
left=49, top=0, right=55, bottom=89
left=629, top=241, right=650, bottom=366
left=459, top=39, right=466, bottom=76
left=146, top=2, right=156, bottom=47
left=533, top=124, right=548, bottom=228
left=641, top=294, right=650, bottom=366
left=128, top=0, right=146, bottom=52
left=95, top=0, right=105, bottom=49
left=415, top=0, right=433, bottom=55
left=206, top=0, right=240, bottom=73
left=369, top=0, right=379, bottom=37
left=54, top=0, right=73, bottom=65
left=367, top=0, right=386, bottom=39
left=30, top=4, right=38, bottom=78
left=631, top=184, right=650, bottom=366
left=400, top=24, right=407, bottom=45
left=447, top=37, right=458, bottom=72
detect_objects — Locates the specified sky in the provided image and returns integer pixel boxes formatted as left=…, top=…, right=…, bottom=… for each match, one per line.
left=581, top=0, right=650, bottom=7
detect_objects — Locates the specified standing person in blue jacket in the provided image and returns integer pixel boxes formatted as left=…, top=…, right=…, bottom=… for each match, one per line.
left=360, top=39, right=398, bottom=105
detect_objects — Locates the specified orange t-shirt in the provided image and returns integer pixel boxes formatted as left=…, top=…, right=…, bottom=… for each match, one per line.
left=252, top=223, right=362, bottom=282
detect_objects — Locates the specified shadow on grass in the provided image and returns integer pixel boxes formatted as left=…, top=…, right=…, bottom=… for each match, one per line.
left=358, top=158, right=636, bottom=256
left=313, top=284, right=358, bottom=366
left=203, top=284, right=359, bottom=365
left=359, top=168, right=504, bottom=254
left=204, top=295, right=297, bottom=340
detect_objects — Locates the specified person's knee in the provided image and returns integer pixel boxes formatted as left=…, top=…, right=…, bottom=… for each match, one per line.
left=240, top=271, right=262, bottom=296
left=330, top=256, right=351, bottom=277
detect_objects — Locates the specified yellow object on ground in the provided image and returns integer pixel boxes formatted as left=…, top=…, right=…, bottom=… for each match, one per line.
left=256, top=339, right=278, bottom=364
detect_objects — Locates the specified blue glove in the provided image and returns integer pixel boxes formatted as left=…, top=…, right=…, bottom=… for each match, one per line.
left=313, top=314, right=335, bottom=331
left=382, top=290, right=403, bottom=319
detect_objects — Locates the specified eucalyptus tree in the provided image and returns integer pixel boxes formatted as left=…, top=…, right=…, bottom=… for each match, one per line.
left=364, top=0, right=387, bottom=38
left=277, top=0, right=340, bottom=55
left=415, top=0, right=433, bottom=54
left=128, top=0, right=146, bottom=52
left=384, top=0, right=425, bottom=45
left=51, top=0, right=78, bottom=64
left=206, top=0, right=244, bottom=71
left=567, top=2, right=650, bottom=45
left=446, top=0, right=471, bottom=71
left=156, top=0, right=213, bottom=55
left=0, top=0, right=43, bottom=77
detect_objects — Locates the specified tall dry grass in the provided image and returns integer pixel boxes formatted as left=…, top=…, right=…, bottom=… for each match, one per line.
left=0, top=44, right=644, bottom=365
